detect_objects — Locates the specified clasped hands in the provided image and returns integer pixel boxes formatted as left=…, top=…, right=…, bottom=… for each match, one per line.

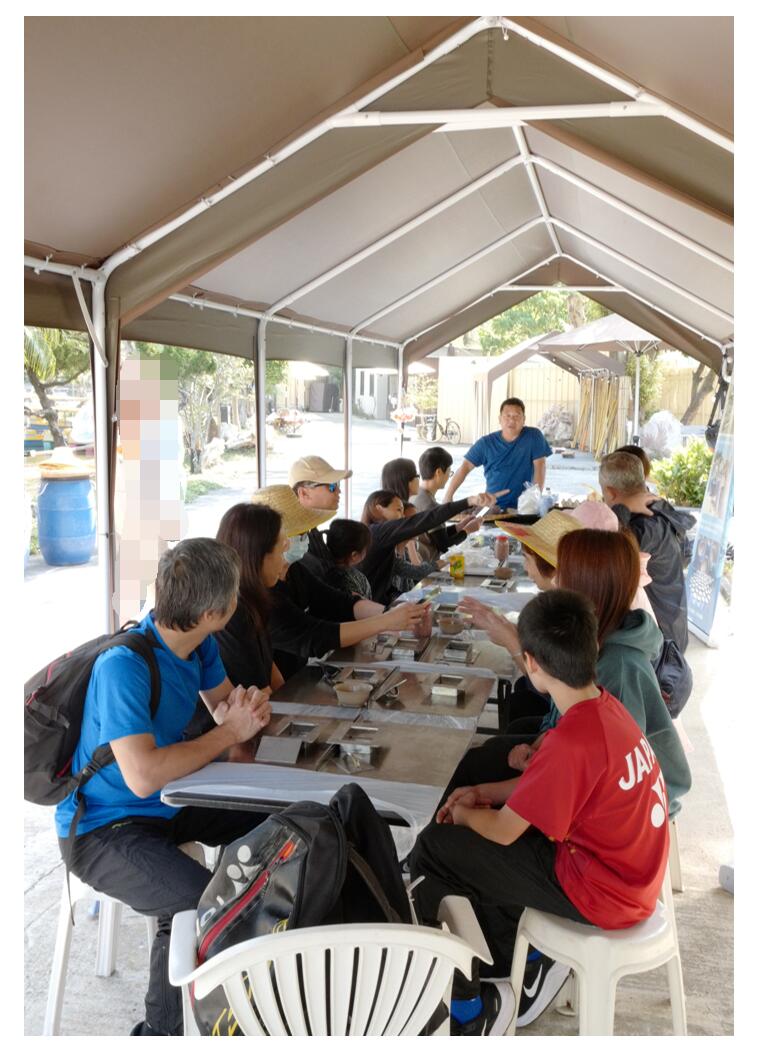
left=214, top=684, right=272, bottom=742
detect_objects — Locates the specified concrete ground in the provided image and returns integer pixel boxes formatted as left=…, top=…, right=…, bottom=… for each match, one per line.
left=24, top=615, right=734, bottom=1036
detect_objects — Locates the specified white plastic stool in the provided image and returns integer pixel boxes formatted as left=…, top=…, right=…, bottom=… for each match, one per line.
left=43, top=841, right=207, bottom=1035
left=507, top=867, right=686, bottom=1036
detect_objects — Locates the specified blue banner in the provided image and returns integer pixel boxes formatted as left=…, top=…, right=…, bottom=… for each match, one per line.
left=686, top=374, right=734, bottom=639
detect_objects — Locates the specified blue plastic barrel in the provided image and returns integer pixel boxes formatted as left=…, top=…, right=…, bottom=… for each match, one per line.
left=37, top=476, right=96, bottom=566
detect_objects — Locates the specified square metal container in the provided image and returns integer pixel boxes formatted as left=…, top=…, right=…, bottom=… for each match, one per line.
left=430, top=674, right=466, bottom=705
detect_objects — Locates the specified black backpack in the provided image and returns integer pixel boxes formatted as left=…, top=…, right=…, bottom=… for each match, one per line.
left=24, top=623, right=161, bottom=847
left=193, top=783, right=413, bottom=1036
left=654, top=639, right=693, bottom=719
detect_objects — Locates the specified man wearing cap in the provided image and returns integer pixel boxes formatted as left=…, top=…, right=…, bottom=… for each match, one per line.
left=443, top=398, right=552, bottom=511
left=288, top=455, right=350, bottom=568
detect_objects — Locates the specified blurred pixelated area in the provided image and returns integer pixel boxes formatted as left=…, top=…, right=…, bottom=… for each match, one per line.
left=115, top=354, right=185, bottom=623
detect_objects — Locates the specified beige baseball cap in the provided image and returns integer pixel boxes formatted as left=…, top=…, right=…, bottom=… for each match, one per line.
left=288, top=455, right=352, bottom=487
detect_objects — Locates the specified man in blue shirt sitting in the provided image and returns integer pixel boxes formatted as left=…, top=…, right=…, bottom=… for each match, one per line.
left=55, top=537, right=272, bottom=1035
left=443, top=398, right=552, bottom=511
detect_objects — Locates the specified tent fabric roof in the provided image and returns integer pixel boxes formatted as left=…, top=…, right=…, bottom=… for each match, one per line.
left=25, top=16, right=733, bottom=374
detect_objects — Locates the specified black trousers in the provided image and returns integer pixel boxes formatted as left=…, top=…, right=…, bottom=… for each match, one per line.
left=418, top=727, right=589, bottom=978
left=61, top=807, right=267, bottom=1035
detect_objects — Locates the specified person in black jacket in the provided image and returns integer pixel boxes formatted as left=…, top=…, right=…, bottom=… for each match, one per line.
left=599, top=451, right=695, bottom=653
left=215, top=501, right=431, bottom=684
left=359, top=486, right=497, bottom=605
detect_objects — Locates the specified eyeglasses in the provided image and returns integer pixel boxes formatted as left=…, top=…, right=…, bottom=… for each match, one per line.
left=304, top=481, right=339, bottom=494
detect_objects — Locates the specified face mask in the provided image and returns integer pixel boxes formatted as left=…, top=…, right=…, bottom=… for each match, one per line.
left=285, top=533, right=308, bottom=564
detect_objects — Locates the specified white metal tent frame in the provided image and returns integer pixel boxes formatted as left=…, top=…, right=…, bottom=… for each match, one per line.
left=23, top=14, right=733, bottom=630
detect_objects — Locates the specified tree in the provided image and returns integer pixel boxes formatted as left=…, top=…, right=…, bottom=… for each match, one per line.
left=625, top=350, right=664, bottom=424
left=478, top=290, right=609, bottom=356
left=24, top=327, right=90, bottom=446
left=681, top=362, right=716, bottom=425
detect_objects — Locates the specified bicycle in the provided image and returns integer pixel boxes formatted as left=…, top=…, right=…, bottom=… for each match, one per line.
left=416, top=413, right=461, bottom=445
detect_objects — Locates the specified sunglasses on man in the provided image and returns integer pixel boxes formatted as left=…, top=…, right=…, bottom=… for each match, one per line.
left=304, top=481, right=340, bottom=493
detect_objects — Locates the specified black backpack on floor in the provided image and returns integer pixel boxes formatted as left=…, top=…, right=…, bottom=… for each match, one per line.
left=24, top=623, right=161, bottom=865
left=192, top=783, right=413, bottom=1036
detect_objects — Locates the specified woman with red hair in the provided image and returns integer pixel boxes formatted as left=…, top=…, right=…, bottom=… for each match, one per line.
left=444, top=528, right=691, bottom=818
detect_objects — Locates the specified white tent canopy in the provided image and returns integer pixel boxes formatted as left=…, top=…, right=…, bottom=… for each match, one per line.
left=24, top=15, right=733, bottom=628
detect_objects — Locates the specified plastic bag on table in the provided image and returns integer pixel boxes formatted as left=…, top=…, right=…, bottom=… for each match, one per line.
left=517, top=483, right=542, bottom=515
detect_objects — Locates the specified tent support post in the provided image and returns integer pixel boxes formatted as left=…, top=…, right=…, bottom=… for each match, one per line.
left=256, top=321, right=268, bottom=488
left=344, top=337, right=353, bottom=516
left=633, top=354, right=641, bottom=442
left=398, top=344, right=405, bottom=455
left=91, top=278, right=113, bottom=633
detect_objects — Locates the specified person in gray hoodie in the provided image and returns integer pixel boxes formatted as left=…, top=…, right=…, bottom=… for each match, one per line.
left=599, top=450, right=695, bottom=653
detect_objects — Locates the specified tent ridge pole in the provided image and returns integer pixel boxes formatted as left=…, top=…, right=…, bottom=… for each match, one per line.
left=513, top=127, right=561, bottom=256
left=265, top=155, right=524, bottom=317
left=561, top=252, right=724, bottom=349
left=499, top=18, right=734, bottom=153
left=97, top=17, right=494, bottom=280
left=402, top=253, right=559, bottom=349
left=529, top=155, right=733, bottom=271
left=552, top=220, right=733, bottom=324
left=353, top=216, right=545, bottom=335
left=330, top=101, right=667, bottom=127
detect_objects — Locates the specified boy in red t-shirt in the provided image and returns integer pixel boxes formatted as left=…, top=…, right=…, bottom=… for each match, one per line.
left=409, top=588, right=670, bottom=1035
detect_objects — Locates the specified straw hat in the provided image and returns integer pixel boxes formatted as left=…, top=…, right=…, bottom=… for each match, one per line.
left=288, top=455, right=352, bottom=487
left=495, top=509, right=580, bottom=567
left=250, top=485, right=334, bottom=538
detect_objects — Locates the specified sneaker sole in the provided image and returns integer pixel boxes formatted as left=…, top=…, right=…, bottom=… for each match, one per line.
left=489, top=981, right=518, bottom=1036
left=516, top=962, right=571, bottom=1027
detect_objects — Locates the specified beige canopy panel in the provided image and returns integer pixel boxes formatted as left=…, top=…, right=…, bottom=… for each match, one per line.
left=24, top=15, right=734, bottom=630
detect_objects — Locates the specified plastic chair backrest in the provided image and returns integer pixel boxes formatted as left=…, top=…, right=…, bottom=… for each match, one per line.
left=178, top=921, right=477, bottom=1036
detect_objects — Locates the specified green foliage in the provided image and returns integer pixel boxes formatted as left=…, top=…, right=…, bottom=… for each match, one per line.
left=407, top=375, right=438, bottom=411
left=266, top=360, right=288, bottom=389
left=24, top=327, right=90, bottom=384
left=651, top=441, right=713, bottom=508
left=626, top=352, right=664, bottom=423
left=184, top=478, right=224, bottom=504
left=478, top=290, right=609, bottom=356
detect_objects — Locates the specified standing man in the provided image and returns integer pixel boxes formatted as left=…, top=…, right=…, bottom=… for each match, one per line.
left=443, top=398, right=552, bottom=511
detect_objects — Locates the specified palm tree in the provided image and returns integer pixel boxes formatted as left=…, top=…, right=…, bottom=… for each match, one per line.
left=24, top=327, right=89, bottom=446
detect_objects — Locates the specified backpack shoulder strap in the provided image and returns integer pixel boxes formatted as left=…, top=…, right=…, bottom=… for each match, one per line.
left=346, top=844, right=403, bottom=924
left=112, top=627, right=162, bottom=719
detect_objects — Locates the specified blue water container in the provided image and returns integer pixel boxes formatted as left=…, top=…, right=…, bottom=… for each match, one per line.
left=37, top=476, right=96, bottom=566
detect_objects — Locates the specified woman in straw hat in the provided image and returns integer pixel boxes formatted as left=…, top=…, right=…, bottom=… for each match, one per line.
left=216, top=490, right=430, bottom=683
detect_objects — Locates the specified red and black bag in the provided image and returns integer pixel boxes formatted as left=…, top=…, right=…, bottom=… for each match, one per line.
left=193, top=783, right=412, bottom=1036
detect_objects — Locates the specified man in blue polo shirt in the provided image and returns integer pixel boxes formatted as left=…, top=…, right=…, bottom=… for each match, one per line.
left=443, top=398, right=552, bottom=511
left=55, top=537, right=272, bottom=1035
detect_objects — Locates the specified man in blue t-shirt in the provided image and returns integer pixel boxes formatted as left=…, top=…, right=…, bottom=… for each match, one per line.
left=443, top=398, right=552, bottom=511
left=55, top=537, right=272, bottom=1035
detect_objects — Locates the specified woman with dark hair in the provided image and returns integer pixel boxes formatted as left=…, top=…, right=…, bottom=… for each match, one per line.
left=380, top=458, right=420, bottom=502
left=213, top=503, right=431, bottom=686
left=451, top=528, right=691, bottom=817
left=359, top=486, right=496, bottom=605
left=321, top=519, right=373, bottom=598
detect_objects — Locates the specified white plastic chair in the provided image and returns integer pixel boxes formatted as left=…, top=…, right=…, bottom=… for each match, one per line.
left=169, top=895, right=492, bottom=1036
left=506, top=866, right=686, bottom=1036
left=43, top=841, right=207, bottom=1036
left=669, top=817, right=683, bottom=893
